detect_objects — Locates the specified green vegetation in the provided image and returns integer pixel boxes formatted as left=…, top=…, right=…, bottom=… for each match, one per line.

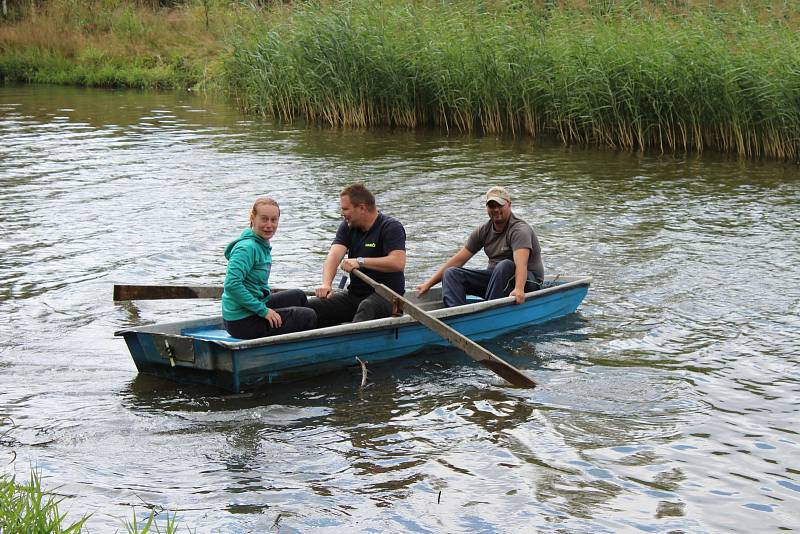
left=0, top=0, right=237, bottom=89
left=2, top=1, right=800, bottom=158
left=123, top=507, right=186, bottom=534
left=0, top=470, right=190, bottom=533
left=226, top=1, right=800, bottom=159
left=0, top=471, right=89, bottom=533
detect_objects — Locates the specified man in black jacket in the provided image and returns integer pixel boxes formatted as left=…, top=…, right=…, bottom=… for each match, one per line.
left=308, top=183, right=406, bottom=327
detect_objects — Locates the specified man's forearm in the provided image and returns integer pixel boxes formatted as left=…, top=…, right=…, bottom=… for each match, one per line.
left=426, top=257, right=460, bottom=286
left=512, top=248, right=531, bottom=292
left=321, top=255, right=339, bottom=285
left=424, top=248, right=472, bottom=288
left=514, top=261, right=528, bottom=292
left=359, top=253, right=405, bottom=273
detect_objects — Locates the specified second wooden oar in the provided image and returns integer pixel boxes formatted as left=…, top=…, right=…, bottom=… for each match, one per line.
left=114, top=284, right=223, bottom=300
left=349, top=269, right=537, bottom=388
left=113, top=284, right=314, bottom=301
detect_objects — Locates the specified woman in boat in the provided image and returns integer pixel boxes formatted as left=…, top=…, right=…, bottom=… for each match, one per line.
left=222, top=197, right=317, bottom=339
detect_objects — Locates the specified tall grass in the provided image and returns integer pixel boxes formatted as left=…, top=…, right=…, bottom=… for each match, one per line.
left=0, top=471, right=89, bottom=533
left=2, top=1, right=799, bottom=158
left=0, top=470, right=192, bottom=533
left=225, top=1, right=800, bottom=159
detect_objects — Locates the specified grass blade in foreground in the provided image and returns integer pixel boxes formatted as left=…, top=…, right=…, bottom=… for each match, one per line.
left=0, top=471, right=89, bottom=533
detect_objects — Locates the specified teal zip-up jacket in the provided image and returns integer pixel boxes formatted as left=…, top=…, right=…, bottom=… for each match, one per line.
left=221, top=228, right=273, bottom=321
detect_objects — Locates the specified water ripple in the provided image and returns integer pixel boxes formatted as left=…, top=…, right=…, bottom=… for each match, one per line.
left=1, top=85, right=798, bottom=533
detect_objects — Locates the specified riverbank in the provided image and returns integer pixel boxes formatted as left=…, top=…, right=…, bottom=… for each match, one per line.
left=2, top=1, right=799, bottom=158
left=0, top=0, right=245, bottom=89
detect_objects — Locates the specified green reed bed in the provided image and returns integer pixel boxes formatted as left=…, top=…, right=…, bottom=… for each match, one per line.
left=225, top=2, right=800, bottom=159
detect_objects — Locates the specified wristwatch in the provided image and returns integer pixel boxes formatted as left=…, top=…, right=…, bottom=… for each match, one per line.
left=357, top=257, right=365, bottom=269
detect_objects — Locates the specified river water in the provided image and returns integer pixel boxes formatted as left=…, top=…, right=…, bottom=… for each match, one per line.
left=1, top=85, right=798, bottom=533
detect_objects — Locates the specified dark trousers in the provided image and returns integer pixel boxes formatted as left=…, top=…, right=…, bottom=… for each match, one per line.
left=306, top=291, right=393, bottom=328
left=441, top=259, right=542, bottom=308
left=223, top=289, right=317, bottom=339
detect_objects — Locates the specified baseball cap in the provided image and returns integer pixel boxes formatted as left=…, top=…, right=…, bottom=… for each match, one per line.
left=485, top=186, right=511, bottom=206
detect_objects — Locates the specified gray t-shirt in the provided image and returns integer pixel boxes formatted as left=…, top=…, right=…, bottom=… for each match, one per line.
left=464, top=213, right=544, bottom=281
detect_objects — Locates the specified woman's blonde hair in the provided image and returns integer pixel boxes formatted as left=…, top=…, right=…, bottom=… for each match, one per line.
left=249, top=197, right=280, bottom=227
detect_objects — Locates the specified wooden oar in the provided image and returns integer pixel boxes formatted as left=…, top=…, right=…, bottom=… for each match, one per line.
left=113, top=284, right=314, bottom=301
left=349, top=269, right=537, bottom=388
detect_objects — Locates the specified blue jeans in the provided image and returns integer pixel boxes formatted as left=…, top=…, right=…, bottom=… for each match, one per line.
left=442, top=259, right=542, bottom=307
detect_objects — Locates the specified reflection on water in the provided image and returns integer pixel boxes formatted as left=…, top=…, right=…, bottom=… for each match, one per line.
left=1, top=84, right=799, bottom=532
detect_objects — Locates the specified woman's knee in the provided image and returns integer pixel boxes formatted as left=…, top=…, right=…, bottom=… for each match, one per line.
left=268, top=289, right=306, bottom=308
left=283, top=288, right=308, bottom=306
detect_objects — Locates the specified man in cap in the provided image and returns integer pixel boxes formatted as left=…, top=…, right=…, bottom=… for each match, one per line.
left=416, top=186, right=544, bottom=307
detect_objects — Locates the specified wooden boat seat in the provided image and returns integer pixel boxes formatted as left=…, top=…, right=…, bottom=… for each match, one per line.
left=182, top=327, right=242, bottom=342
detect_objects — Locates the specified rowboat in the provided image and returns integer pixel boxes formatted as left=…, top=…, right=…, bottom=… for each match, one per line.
left=115, top=275, right=591, bottom=392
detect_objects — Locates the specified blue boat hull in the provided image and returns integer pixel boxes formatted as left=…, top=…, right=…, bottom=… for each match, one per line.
left=116, top=276, right=590, bottom=392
